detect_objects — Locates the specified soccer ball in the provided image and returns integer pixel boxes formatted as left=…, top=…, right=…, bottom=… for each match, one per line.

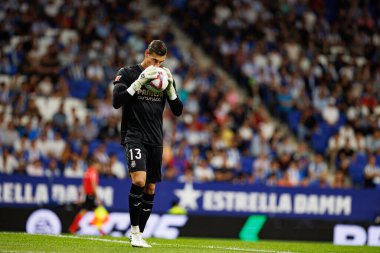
left=145, top=67, right=169, bottom=93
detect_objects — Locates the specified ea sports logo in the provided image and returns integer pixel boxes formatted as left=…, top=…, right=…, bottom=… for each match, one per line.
left=26, top=209, right=62, bottom=234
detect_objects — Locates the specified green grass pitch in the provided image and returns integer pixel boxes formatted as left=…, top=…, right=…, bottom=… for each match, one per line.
left=0, top=232, right=378, bottom=253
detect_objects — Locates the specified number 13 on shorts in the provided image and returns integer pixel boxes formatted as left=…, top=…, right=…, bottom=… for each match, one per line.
left=129, top=148, right=142, bottom=160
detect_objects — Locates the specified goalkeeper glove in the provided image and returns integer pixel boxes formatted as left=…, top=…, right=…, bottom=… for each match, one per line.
left=162, top=67, right=177, bottom=100
left=127, top=65, right=158, bottom=95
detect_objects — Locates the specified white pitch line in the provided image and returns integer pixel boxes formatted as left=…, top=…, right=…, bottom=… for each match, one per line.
left=0, top=233, right=299, bottom=253
left=0, top=250, right=58, bottom=253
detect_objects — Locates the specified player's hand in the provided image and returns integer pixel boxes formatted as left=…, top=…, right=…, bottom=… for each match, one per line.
left=162, top=67, right=177, bottom=100
left=162, top=67, right=173, bottom=86
left=140, top=65, right=158, bottom=81
left=131, top=66, right=158, bottom=92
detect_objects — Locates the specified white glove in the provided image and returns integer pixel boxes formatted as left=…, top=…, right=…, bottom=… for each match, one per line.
left=128, top=66, right=158, bottom=95
left=162, top=67, right=177, bottom=100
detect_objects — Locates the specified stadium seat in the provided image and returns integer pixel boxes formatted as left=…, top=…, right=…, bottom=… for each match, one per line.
left=287, top=109, right=301, bottom=133
left=106, top=141, right=122, bottom=156
left=311, top=131, right=329, bottom=154
left=89, top=140, right=102, bottom=155
left=68, top=79, right=92, bottom=99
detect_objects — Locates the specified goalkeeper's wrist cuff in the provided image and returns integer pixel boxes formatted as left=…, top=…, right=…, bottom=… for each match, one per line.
left=127, top=86, right=136, bottom=96
left=168, top=93, right=177, bottom=101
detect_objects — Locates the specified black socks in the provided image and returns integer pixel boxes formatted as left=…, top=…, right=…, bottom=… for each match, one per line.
left=139, top=193, right=155, bottom=232
left=129, top=184, right=144, bottom=226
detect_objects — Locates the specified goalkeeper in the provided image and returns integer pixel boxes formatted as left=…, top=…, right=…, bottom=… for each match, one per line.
left=112, top=40, right=183, bottom=248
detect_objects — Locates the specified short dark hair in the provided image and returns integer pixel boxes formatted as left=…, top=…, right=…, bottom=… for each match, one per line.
left=148, top=40, right=167, bottom=56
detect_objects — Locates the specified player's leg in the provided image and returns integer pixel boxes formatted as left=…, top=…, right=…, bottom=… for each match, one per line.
left=124, top=143, right=151, bottom=248
left=139, top=145, right=163, bottom=233
left=69, top=194, right=95, bottom=234
left=139, top=183, right=155, bottom=233
left=129, top=171, right=146, bottom=232
left=68, top=209, right=86, bottom=234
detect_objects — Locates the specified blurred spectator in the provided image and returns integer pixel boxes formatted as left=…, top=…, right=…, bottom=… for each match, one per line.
left=1, top=122, right=20, bottom=148
left=52, top=101, right=68, bottom=135
left=368, top=129, right=380, bottom=153
left=45, top=158, right=61, bottom=178
left=81, top=115, right=99, bottom=141
left=163, top=165, right=179, bottom=181
left=26, top=159, right=44, bottom=177
left=287, top=161, right=305, bottom=187
left=27, top=139, right=42, bottom=162
left=178, top=167, right=194, bottom=183
left=0, top=82, right=11, bottom=104
left=322, top=98, right=339, bottom=126
left=13, top=134, right=31, bottom=153
left=332, top=170, right=351, bottom=189
left=93, top=144, right=109, bottom=165
left=86, top=59, right=105, bottom=87
left=64, top=153, right=86, bottom=178
left=253, top=152, right=270, bottom=183
left=211, top=149, right=234, bottom=182
left=14, top=161, right=27, bottom=176
left=0, top=148, right=19, bottom=174
left=308, top=154, right=328, bottom=184
left=194, top=159, right=215, bottom=183
left=49, top=132, right=66, bottom=159
left=101, top=164, right=117, bottom=179
left=364, top=155, right=380, bottom=188
left=108, top=153, right=126, bottom=179
left=98, top=116, right=120, bottom=141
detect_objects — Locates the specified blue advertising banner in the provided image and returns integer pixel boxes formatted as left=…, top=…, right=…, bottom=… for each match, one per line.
left=1, top=174, right=379, bottom=221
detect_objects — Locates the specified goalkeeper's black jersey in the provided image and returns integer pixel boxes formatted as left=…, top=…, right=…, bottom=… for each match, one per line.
left=112, top=64, right=182, bottom=146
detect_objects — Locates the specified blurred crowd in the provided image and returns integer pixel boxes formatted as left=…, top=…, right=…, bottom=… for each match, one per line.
left=0, top=0, right=379, bottom=189
left=159, top=0, right=380, bottom=189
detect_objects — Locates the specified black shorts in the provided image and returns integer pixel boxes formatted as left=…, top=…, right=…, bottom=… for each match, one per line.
left=83, top=194, right=97, bottom=211
left=123, top=142, right=163, bottom=183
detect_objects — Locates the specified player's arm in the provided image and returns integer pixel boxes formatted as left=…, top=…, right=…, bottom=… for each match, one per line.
left=113, top=66, right=158, bottom=109
left=162, top=67, right=183, bottom=116
left=113, top=68, right=133, bottom=109
left=167, top=80, right=183, bottom=116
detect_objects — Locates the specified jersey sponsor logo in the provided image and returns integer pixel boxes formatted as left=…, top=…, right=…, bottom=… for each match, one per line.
left=137, top=96, right=163, bottom=102
left=114, top=75, right=122, bottom=81
left=136, top=89, right=164, bottom=103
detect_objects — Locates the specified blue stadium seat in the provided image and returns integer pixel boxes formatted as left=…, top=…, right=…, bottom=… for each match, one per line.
left=89, top=139, right=102, bottom=155
left=106, top=141, right=122, bottom=155
left=68, top=79, right=92, bottom=99
left=287, top=109, right=301, bottom=133
left=311, top=131, right=329, bottom=154
left=240, top=156, right=254, bottom=175
left=355, top=153, right=368, bottom=165
left=376, top=155, right=380, bottom=166
left=348, top=155, right=367, bottom=187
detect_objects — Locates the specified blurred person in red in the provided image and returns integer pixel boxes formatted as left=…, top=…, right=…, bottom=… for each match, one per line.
left=69, top=159, right=101, bottom=234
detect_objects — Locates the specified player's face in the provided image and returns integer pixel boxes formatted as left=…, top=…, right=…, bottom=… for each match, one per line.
left=146, top=51, right=166, bottom=67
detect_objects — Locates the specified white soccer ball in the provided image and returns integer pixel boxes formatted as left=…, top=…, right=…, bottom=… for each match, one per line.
left=146, top=67, right=169, bottom=93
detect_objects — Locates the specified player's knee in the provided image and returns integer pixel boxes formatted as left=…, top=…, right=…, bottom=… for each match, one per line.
left=144, top=183, right=156, bottom=194
left=132, top=179, right=146, bottom=187
left=130, top=171, right=147, bottom=187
